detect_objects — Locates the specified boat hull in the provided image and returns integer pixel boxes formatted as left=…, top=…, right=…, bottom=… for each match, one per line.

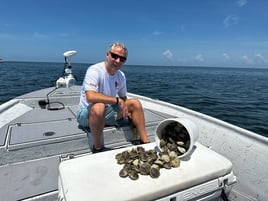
left=0, top=86, right=267, bottom=201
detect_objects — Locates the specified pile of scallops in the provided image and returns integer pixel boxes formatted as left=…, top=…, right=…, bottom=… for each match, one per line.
left=115, top=122, right=190, bottom=180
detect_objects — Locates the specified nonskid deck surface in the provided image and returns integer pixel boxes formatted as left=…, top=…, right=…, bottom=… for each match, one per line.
left=0, top=86, right=171, bottom=159
left=2, top=86, right=267, bottom=201
left=0, top=106, right=172, bottom=164
left=0, top=88, right=173, bottom=201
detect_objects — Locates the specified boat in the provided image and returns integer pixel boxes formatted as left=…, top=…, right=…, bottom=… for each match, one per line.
left=0, top=59, right=4, bottom=63
left=0, top=51, right=267, bottom=201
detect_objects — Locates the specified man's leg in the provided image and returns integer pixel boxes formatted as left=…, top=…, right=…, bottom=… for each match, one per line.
left=89, top=103, right=105, bottom=150
left=125, top=99, right=150, bottom=143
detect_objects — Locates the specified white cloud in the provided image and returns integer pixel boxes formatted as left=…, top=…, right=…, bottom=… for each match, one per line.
left=256, top=53, right=268, bottom=64
left=163, top=49, right=173, bottom=59
left=59, top=33, right=70, bottom=37
left=222, top=53, right=229, bottom=60
left=195, top=54, right=204, bottom=62
left=241, top=55, right=253, bottom=64
left=34, top=32, right=48, bottom=39
left=153, top=31, right=163, bottom=36
left=237, top=0, right=247, bottom=7
left=223, top=14, right=240, bottom=28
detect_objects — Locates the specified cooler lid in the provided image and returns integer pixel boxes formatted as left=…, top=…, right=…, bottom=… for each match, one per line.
left=59, top=142, right=232, bottom=201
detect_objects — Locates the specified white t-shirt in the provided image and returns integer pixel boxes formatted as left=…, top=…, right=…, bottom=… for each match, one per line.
left=79, top=62, right=127, bottom=108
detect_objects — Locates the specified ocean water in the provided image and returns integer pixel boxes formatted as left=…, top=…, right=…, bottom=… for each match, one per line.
left=0, top=61, right=267, bottom=137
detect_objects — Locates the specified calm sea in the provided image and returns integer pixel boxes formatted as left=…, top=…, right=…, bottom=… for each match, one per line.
left=0, top=61, right=267, bottom=137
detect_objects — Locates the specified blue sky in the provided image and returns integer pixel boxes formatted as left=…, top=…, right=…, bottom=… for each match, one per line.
left=1, top=0, right=268, bottom=67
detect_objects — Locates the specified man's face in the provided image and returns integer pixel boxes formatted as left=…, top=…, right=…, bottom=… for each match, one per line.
left=106, top=46, right=127, bottom=75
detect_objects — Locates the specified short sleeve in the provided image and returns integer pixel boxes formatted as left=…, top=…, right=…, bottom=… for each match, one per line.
left=84, top=67, right=100, bottom=92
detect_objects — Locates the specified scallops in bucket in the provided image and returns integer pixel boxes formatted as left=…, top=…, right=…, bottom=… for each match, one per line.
left=155, top=118, right=199, bottom=158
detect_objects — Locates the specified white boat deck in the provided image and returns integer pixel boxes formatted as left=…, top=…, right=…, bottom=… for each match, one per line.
left=0, top=86, right=174, bottom=201
left=0, top=85, right=267, bottom=201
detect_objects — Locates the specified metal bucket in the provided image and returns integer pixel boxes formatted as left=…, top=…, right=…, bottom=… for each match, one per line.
left=155, top=118, right=199, bottom=158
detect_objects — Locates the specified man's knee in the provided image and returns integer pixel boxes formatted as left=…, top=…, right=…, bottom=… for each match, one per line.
left=90, top=103, right=105, bottom=118
left=126, top=98, right=142, bottom=110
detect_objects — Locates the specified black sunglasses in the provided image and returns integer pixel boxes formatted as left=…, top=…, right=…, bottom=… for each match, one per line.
left=109, top=51, right=127, bottom=62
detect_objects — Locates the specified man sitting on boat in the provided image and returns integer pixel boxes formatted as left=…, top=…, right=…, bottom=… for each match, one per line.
left=77, top=42, right=150, bottom=153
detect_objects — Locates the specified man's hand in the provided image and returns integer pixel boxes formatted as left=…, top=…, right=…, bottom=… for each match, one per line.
left=118, top=98, right=128, bottom=118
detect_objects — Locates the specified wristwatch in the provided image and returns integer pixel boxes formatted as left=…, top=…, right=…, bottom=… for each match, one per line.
left=116, top=97, right=119, bottom=104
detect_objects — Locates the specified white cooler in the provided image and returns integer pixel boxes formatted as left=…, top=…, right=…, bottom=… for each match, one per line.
left=58, top=142, right=236, bottom=201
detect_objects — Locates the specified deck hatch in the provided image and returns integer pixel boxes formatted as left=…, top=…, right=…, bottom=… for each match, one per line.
left=0, top=156, right=59, bottom=201
left=8, top=119, right=86, bottom=150
left=16, top=108, right=76, bottom=123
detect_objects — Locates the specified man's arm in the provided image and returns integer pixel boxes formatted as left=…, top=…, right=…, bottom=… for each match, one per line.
left=86, top=90, right=118, bottom=104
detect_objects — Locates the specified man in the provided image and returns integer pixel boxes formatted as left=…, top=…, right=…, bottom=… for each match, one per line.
left=77, top=42, right=150, bottom=153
